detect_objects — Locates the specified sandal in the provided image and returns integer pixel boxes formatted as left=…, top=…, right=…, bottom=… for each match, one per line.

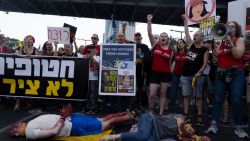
left=14, top=104, right=20, bottom=111
left=196, top=115, right=204, bottom=127
left=14, top=100, right=20, bottom=111
left=221, top=116, right=229, bottom=123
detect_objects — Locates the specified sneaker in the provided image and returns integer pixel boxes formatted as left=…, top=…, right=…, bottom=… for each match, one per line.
left=234, top=128, right=249, bottom=139
left=205, top=124, right=218, bottom=134
left=86, top=110, right=93, bottom=114
left=90, top=110, right=96, bottom=115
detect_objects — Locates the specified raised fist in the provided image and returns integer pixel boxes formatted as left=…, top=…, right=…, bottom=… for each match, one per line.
left=147, top=14, right=153, bottom=22
left=181, top=14, right=188, bottom=23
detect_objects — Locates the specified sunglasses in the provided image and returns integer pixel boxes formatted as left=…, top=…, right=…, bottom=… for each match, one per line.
left=91, top=37, right=98, bottom=40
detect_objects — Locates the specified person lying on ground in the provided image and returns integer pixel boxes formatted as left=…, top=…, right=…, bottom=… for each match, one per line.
left=100, top=112, right=210, bottom=141
left=8, top=103, right=135, bottom=140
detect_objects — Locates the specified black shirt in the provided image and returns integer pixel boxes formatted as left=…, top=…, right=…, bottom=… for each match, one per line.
left=182, top=44, right=207, bottom=76
left=136, top=43, right=149, bottom=76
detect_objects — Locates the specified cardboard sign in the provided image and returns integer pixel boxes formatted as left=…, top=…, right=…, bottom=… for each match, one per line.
left=199, top=16, right=220, bottom=41
left=63, top=23, right=77, bottom=44
left=185, top=0, right=216, bottom=25
left=99, top=44, right=136, bottom=96
left=48, top=27, right=70, bottom=44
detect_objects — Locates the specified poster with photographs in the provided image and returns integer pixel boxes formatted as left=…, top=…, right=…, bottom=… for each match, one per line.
left=99, top=44, right=136, bottom=96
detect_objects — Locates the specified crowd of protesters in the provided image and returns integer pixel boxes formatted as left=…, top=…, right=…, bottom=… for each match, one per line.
left=0, top=13, right=250, bottom=140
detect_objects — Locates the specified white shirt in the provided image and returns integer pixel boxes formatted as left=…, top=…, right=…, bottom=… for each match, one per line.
left=89, top=55, right=100, bottom=80
left=25, top=114, right=72, bottom=140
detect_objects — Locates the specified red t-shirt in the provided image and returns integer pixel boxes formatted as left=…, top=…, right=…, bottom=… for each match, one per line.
left=82, top=44, right=100, bottom=71
left=0, top=46, right=12, bottom=54
left=218, top=39, right=243, bottom=69
left=151, top=44, right=172, bottom=73
left=173, top=52, right=187, bottom=75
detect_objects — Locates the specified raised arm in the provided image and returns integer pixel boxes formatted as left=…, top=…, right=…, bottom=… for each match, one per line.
left=54, top=41, right=58, bottom=56
left=181, top=15, right=193, bottom=47
left=73, top=37, right=79, bottom=53
left=122, top=22, right=131, bottom=43
left=147, top=14, right=157, bottom=47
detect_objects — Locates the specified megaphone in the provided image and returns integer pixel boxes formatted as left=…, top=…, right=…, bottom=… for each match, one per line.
left=210, top=23, right=233, bottom=40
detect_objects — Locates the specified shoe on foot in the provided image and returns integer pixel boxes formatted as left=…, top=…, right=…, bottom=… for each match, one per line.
left=205, top=124, right=218, bottom=134
left=221, top=116, right=229, bottom=124
left=86, top=110, right=93, bottom=114
left=196, top=121, right=205, bottom=127
left=184, top=115, right=191, bottom=124
left=234, top=128, right=249, bottom=139
left=90, top=110, right=96, bottom=115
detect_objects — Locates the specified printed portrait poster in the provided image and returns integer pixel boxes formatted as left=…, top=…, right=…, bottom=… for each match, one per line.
left=199, top=16, right=220, bottom=41
left=185, top=0, right=216, bottom=25
left=99, top=44, right=136, bottom=96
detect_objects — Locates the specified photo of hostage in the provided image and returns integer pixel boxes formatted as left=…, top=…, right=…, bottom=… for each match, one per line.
left=8, top=103, right=135, bottom=140
left=188, top=0, right=211, bottom=23
left=100, top=112, right=211, bottom=141
left=118, top=74, right=134, bottom=92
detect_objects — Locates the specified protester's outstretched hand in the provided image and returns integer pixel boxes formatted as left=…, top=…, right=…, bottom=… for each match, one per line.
left=59, top=103, right=73, bottom=118
left=147, top=14, right=153, bottom=23
left=122, top=22, right=127, bottom=29
left=182, top=14, right=188, bottom=24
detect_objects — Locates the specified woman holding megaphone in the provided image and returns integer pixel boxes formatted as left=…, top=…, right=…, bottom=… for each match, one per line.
left=206, top=21, right=249, bottom=139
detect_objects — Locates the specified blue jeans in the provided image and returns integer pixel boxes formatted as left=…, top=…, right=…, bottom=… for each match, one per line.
left=180, top=76, right=205, bottom=98
left=212, top=69, right=245, bottom=125
left=168, top=73, right=181, bottom=112
left=121, top=113, right=157, bottom=141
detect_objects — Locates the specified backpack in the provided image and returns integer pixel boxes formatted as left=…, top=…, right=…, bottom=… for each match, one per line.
left=148, top=112, right=178, bottom=140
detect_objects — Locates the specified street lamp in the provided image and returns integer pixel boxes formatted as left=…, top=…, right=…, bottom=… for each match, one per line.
left=170, top=29, right=193, bottom=39
left=77, top=38, right=91, bottom=45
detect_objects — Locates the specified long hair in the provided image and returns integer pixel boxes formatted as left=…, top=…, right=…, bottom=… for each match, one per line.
left=189, top=1, right=209, bottom=19
left=176, top=39, right=188, bottom=53
left=226, top=21, right=242, bottom=38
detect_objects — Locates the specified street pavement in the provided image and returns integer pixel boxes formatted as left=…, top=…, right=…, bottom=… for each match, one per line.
left=0, top=99, right=249, bottom=141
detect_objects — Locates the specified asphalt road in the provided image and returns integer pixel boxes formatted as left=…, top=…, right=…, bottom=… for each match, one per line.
left=0, top=99, right=249, bottom=141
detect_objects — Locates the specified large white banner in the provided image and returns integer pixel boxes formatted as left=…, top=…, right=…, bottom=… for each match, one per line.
left=185, top=0, right=216, bottom=25
left=47, top=27, right=70, bottom=44
left=99, top=44, right=136, bottom=96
